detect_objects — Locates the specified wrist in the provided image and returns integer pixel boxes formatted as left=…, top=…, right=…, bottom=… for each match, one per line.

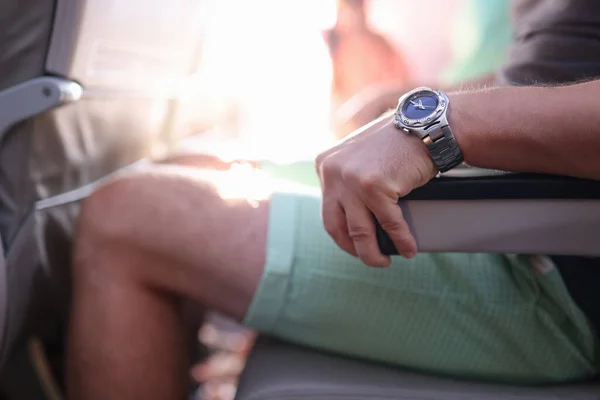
left=446, top=92, right=479, bottom=166
left=385, top=115, right=438, bottom=182
left=418, top=140, right=439, bottom=180
left=393, top=87, right=465, bottom=174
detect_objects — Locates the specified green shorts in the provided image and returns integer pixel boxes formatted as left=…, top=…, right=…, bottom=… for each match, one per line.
left=244, top=190, right=598, bottom=384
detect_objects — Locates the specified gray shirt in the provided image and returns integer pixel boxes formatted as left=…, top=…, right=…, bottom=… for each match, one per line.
left=501, top=0, right=600, bottom=85
left=500, top=0, right=600, bottom=341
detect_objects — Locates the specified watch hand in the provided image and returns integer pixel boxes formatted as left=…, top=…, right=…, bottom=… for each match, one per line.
left=409, top=100, right=419, bottom=106
left=417, top=100, right=430, bottom=110
left=422, top=106, right=436, bottom=110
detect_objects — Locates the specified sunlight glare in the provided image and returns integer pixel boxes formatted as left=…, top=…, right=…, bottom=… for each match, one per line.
left=198, top=0, right=338, bottom=163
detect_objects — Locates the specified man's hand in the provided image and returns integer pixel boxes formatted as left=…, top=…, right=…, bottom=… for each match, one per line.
left=316, top=113, right=437, bottom=267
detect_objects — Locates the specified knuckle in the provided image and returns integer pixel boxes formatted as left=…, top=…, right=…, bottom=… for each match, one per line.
left=379, top=219, right=405, bottom=235
left=321, top=161, right=336, bottom=179
left=358, top=173, right=382, bottom=193
left=319, top=158, right=341, bottom=183
left=340, top=166, right=359, bottom=185
left=347, top=224, right=372, bottom=242
left=396, top=184, right=411, bottom=198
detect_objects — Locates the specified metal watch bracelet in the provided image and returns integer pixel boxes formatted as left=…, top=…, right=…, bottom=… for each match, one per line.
left=421, top=124, right=463, bottom=173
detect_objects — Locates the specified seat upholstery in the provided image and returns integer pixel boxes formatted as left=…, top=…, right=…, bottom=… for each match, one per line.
left=235, top=339, right=600, bottom=400
left=0, top=0, right=204, bottom=372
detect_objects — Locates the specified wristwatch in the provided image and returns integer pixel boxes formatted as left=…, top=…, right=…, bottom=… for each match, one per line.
left=394, top=87, right=463, bottom=173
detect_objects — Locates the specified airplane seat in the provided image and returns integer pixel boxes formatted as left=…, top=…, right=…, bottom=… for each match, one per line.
left=0, top=0, right=204, bottom=384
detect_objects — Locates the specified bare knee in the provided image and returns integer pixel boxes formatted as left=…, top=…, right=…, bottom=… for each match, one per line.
left=73, top=166, right=270, bottom=319
left=76, top=176, right=139, bottom=250
left=73, top=169, right=216, bottom=280
left=80, top=168, right=217, bottom=237
left=77, top=173, right=157, bottom=254
left=73, top=174, right=146, bottom=284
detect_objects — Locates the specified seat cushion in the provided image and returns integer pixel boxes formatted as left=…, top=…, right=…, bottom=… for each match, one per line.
left=235, top=339, right=600, bottom=400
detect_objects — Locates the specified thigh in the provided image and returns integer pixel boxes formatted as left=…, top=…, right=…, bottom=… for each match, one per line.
left=245, top=191, right=597, bottom=384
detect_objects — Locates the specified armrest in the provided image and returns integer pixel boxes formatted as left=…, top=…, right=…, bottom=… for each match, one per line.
left=404, top=174, right=600, bottom=201
left=377, top=173, right=600, bottom=256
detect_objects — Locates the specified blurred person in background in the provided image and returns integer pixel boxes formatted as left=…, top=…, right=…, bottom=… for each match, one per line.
left=324, top=0, right=411, bottom=128
left=222, top=0, right=512, bottom=188
left=334, top=0, right=512, bottom=135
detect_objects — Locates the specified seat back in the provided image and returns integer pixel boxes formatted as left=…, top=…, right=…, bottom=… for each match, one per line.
left=46, top=0, right=203, bottom=92
left=0, top=0, right=203, bottom=369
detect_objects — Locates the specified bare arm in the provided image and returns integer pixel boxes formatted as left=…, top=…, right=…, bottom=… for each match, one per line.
left=452, top=80, right=600, bottom=180
left=447, top=73, right=497, bottom=92
left=317, top=79, right=600, bottom=266
left=334, top=73, right=497, bottom=136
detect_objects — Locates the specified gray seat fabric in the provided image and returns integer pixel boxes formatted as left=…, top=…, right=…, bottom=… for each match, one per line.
left=235, top=339, right=600, bottom=400
left=0, top=0, right=204, bottom=372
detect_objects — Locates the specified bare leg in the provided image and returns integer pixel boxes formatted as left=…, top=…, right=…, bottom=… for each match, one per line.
left=67, top=166, right=269, bottom=400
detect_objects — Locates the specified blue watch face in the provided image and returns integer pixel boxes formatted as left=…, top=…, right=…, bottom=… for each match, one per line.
left=402, top=92, right=439, bottom=120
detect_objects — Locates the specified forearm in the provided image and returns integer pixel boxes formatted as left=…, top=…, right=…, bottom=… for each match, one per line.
left=451, top=81, right=600, bottom=180
left=445, top=73, right=497, bottom=92
left=334, top=74, right=498, bottom=136
left=369, top=73, right=497, bottom=110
